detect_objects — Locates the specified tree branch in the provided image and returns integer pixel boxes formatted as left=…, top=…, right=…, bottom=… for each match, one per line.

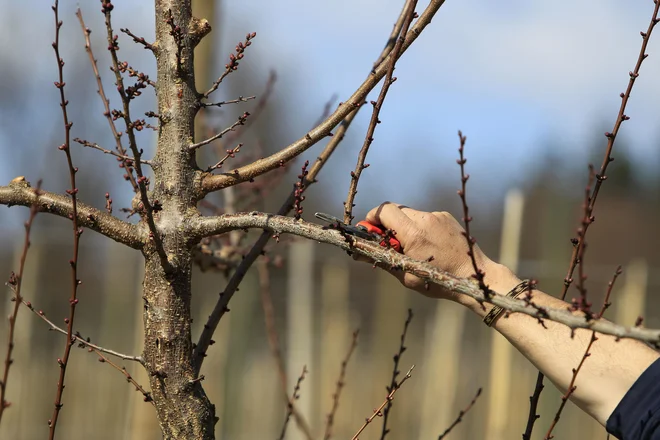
left=0, top=181, right=39, bottom=423
left=344, top=0, right=416, bottom=224
left=200, top=0, right=447, bottom=194
left=192, top=0, right=445, bottom=373
left=0, top=180, right=145, bottom=249
left=50, top=2, right=83, bottom=433
left=525, top=2, right=660, bottom=434
left=74, top=138, right=153, bottom=165
left=189, top=112, right=250, bottom=151
left=436, top=388, right=482, bottom=440
left=323, top=330, right=359, bottom=440
left=21, top=297, right=144, bottom=364
left=20, top=294, right=152, bottom=404
left=76, top=8, right=140, bottom=193
left=102, top=0, right=171, bottom=272
left=351, top=365, right=415, bottom=440
left=192, top=212, right=660, bottom=345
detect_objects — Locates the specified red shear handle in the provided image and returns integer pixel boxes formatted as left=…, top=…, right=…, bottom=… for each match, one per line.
left=355, top=221, right=402, bottom=253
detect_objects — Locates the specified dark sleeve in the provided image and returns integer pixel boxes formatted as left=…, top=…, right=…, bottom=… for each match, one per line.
left=606, top=357, right=660, bottom=440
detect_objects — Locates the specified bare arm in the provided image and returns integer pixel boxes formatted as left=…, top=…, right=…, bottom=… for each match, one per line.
left=362, top=202, right=659, bottom=427
left=463, top=261, right=659, bottom=426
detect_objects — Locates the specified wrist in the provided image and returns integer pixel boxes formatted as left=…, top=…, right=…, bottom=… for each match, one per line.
left=452, top=260, right=522, bottom=314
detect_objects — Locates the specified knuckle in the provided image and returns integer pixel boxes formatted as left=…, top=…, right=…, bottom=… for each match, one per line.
left=431, top=210, right=451, bottom=219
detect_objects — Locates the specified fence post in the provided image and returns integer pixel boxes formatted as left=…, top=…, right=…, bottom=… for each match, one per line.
left=486, top=188, right=524, bottom=440
left=286, top=239, right=315, bottom=439
left=417, top=301, right=467, bottom=438
left=2, top=241, right=43, bottom=439
left=615, top=258, right=648, bottom=325
left=318, top=259, right=351, bottom=437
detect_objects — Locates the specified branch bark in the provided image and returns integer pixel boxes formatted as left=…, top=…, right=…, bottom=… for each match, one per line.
left=199, top=0, right=447, bottom=194
left=192, top=212, right=660, bottom=346
left=0, top=180, right=144, bottom=249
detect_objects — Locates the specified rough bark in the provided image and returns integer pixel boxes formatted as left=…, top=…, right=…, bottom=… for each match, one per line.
left=0, top=180, right=144, bottom=249
left=141, top=1, right=215, bottom=438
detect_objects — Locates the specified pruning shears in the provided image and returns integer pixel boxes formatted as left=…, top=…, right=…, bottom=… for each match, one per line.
left=314, top=212, right=402, bottom=253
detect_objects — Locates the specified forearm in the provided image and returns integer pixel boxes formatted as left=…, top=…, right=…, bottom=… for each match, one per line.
left=457, top=262, right=659, bottom=426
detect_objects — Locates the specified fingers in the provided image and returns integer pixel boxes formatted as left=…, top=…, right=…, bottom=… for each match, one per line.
left=365, top=201, right=414, bottom=230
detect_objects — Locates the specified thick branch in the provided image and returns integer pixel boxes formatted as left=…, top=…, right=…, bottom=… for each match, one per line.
left=192, top=212, right=660, bottom=345
left=0, top=181, right=144, bottom=249
left=200, top=0, right=447, bottom=193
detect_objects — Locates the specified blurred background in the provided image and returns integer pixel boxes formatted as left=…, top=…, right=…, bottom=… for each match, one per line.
left=1, top=0, right=660, bottom=439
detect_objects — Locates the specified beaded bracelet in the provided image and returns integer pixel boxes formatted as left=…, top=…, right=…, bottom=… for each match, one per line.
left=483, top=280, right=531, bottom=327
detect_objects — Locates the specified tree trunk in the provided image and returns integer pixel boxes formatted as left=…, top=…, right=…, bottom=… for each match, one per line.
left=140, top=1, right=215, bottom=438
left=143, top=253, right=215, bottom=439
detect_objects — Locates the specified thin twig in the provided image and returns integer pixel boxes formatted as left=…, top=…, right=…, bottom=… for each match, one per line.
left=456, top=131, right=489, bottom=298
left=93, top=350, right=154, bottom=405
left=344, top=0, right=417, bottom=224
left=324, top=330, right=359, bottom=440
left=277, top=365, right=308, bottom=440
left=190, top=112, right=250, bottom=151
left=203, top=32, right=257, bottom=99
left=293, top=161, right=309, bottom=220
left=124, top=64, right=156, bottom=88
left=21, top=296, right=151, bottom=405
left=75, top=8, right=140, bottom=193
left=21, top=298, right=143, bottom=363
left=101, top=0, right=170, bottom=272
left=559, top=1, right=659, bottom=302
left=74, top=138, right=152, bottom=165
left=50, top=2, right=82, bottom=436
left=571, top=165, right=596, bottom=318
left=120, top=27, right=154, bottom=51
left=436, top=388, right=482, bottom=440
left=350, top=365, right=415, bottom=440
left=543, top=266, right=623, bottom=440
left=200, top=95, right=255, bottom=108
left=206, top=144, right=244, bottom=171
left=0, top=183, right=40, bottom=422
left=380, top=308, right=413, bottom=440
left=525, top=2, right=660, bottom=436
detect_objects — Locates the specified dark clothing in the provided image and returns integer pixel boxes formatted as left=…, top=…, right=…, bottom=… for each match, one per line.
left=607, top=357, right=660, bottom=439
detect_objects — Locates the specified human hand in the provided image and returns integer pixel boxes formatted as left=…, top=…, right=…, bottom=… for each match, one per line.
left=360, top=202, right=506, bottom=301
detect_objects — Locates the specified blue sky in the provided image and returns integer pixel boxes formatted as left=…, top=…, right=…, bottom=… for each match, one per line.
left=216, top=0, right=660, bottom=207
left=1, top=0, right=659, bottom=228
